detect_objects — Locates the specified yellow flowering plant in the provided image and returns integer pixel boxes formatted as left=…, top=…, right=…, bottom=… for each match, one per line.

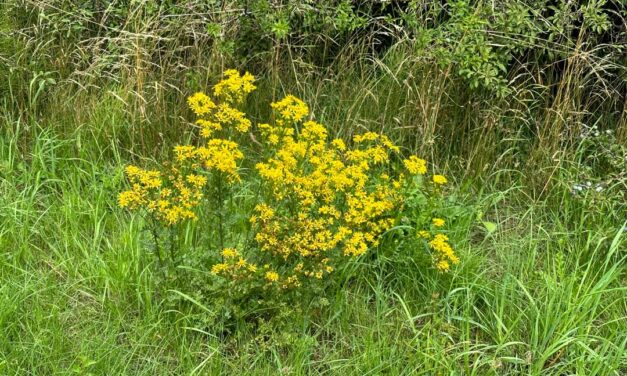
left=118, top=70, right=459, bottom=322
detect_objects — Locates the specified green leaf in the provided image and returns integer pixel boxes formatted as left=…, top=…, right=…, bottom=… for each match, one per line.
left=482, top=221, right=497, bottom=235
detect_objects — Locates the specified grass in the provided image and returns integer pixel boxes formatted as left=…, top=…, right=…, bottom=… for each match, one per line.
left=0, top=3, right=625, bottom=372
left=0, top=101, right=624, bottom=374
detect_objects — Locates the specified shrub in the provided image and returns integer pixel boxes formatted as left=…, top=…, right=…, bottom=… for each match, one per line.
left=565, top=125, right=627, bottom=226
left=118, top=70, right=458, bottom=324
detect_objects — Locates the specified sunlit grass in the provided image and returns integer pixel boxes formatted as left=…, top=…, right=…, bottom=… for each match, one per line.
left=0, top=3, right=625, bottom=371
left=0, top=100, right=624, bottom=374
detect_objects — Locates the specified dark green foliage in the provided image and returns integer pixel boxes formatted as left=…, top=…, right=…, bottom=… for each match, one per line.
left=4, top=1, right=624, bottom=94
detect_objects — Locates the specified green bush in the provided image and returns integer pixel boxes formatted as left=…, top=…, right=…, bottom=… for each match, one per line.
left=118, top=70, right=461, bottom=329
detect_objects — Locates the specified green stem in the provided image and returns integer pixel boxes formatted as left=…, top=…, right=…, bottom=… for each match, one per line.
left=150, top=222, right=162, bottom=265
left=217, top=174, right=225, bottom=249
left=169, top=227, right=176, bottom=265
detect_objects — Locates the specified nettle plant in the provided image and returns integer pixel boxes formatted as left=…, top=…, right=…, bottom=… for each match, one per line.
left=119, top=70, right=458, bottom=320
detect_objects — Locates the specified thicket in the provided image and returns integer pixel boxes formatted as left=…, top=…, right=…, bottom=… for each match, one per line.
left=1, top=0, right=623, bottom=222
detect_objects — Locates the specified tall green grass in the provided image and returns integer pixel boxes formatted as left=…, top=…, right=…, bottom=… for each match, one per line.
left=0, top=1, right=625, bottom=374
left=1, top=108, right=624, bottom=374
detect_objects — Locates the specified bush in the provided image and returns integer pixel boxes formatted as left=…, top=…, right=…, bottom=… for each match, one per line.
left=118, top=70, right=459, bottom=326
left=565, top=125, right=627, bottom=226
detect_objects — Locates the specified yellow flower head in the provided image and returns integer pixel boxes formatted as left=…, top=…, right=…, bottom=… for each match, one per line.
left=265, top=271, right=279, bottom=282
left=211, top=263, right=229, bottom=275
left=432, top=218, right=445, bottom=227
left=404, top=156, right=427, bottom=175
left=433, top=174, right=447, bottom=185
left=417, top=230, right=431, bottom=239
left=271, top=95, right=309, bottom=122
left=436, top=260, right=450, bottom=271
left=222, top=248, right=239, bottom=258
left=213, top=70, right=256, bottom=104
left=187, top=92, right=216, bottom=116
left=332, top=138, right=346, bottom=151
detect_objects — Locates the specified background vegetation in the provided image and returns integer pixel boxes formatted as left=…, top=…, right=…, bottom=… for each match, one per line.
left=0, top=0, right=625, bottom=374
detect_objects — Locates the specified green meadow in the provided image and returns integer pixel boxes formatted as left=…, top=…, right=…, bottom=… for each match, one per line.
left=0, top=1, right=625, bottom=375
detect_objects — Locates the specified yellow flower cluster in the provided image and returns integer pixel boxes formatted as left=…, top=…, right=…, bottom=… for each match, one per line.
left=403, top=155, right=427, bottom=175
left=192, top=70, right=254, bottom=138
left=194, top=101, right=251, bottom=138
left=264, top=271, right=279, bottom=282
left=416, top=214, right=459, bottom=272
left=257, top=95, right=310, bottom=147
left=174, top=139, right=244, bottom=182
left=118, top=165, right=205, bottom=225
left=120, top=69, right=460, bottom=293
left=269, top=95, right=309, bottom=123
left=432, top=218, right=445, bottom=227
left=249, top=97, right=416, bottom=285
left=429, top=234, right=460, bottom=271
left=417, top=230, right=431, bottom=239
left=211, top=248, right=258, bottom=278
left=213, top=69, right=256, bottom=104
left=187, top=92, right=216, bottom=116
left=119, top=70, right=256, bottom=225
left=433, top=174, right=448, bottom=185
